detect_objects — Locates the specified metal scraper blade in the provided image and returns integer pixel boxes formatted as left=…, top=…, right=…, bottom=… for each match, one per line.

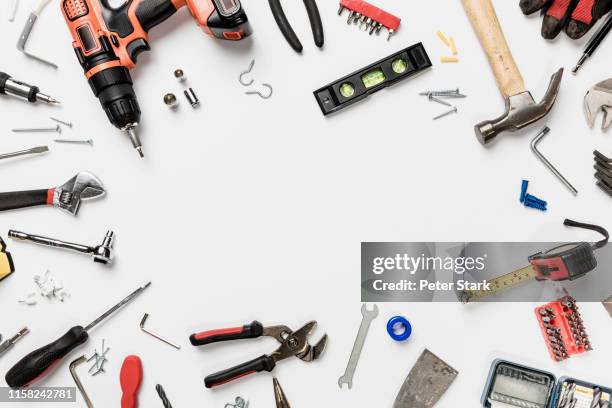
left=604, top=296, right=612, bottom=318
left=393, top=349, right=458, bottom=408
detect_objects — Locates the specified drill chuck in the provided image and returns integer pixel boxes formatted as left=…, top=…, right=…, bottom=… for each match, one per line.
left=89, top=67, right=141, bottom=130
left=88, top=66, right=143, bottom=157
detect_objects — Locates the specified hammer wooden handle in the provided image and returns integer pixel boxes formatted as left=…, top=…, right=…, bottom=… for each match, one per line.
left=462, top=0, right=526, bottom=97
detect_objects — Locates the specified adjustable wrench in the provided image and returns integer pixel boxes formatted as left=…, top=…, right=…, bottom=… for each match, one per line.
left=338, top=304, right=378, bottom=389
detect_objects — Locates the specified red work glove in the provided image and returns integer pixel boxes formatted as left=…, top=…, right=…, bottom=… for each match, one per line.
left=520, top=0, right=612, bottom=39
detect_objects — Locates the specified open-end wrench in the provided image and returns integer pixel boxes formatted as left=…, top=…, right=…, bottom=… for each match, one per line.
left=338, top=303, right=378, bottom=389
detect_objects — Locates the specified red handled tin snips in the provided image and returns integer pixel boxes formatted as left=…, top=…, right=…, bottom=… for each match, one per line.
left=190, top=320, right=327, bottom=388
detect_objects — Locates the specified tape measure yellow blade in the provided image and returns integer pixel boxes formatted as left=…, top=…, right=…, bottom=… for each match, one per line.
left=460, top=265, right=537, bottom=303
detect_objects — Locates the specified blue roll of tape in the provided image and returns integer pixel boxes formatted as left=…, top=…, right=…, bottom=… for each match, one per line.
left=387, top=316, right=412, bottom=342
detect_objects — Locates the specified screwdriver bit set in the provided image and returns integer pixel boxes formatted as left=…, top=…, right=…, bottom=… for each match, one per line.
left=481, top=359, right=611, bottom=408
left=535, top=296, right=591, bottom=362
left=337, top=0, right=401, bottom=40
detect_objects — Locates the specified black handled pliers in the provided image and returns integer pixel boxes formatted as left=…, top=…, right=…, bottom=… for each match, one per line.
left=268, top=0, right=324, bottom=53
left=190, top=320, right=328, bottom=388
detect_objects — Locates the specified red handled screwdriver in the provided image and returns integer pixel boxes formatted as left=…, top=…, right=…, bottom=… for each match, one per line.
left=120, top=355, right=143, bottom=408
left=5, top=282, right=151, bottom=388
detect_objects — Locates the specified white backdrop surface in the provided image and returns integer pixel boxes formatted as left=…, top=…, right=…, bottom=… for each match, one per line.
left=1, top=0, right=611, bottom=406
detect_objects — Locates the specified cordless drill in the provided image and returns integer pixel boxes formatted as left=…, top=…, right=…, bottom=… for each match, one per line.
left=61, top=0, right=252, bottom=157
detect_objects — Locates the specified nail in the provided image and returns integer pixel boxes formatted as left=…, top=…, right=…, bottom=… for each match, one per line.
left=433, top=106, right=458, bottom=120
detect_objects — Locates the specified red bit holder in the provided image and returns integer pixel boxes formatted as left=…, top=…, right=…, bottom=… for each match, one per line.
left=534, top=296, right=592, bottom=362
left=338, top=0, right=401, bottom=39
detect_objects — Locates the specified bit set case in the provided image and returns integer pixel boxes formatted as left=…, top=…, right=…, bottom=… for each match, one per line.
left=481, top=359, right=611, bottom=408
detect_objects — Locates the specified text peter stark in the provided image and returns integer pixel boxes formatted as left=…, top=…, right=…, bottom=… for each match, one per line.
left=372, top=279, right=491, bottom=291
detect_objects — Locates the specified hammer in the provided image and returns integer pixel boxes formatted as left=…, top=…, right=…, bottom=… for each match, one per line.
left=462, top=0, right=564, bottom=145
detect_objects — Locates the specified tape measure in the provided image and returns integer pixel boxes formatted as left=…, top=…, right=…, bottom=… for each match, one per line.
left=0, top=237, right=15, bottom=282
left=460, top=219, right=609, bottom=303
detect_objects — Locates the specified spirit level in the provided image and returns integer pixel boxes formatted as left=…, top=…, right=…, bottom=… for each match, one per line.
left=314, top=43, right=431, bottom=115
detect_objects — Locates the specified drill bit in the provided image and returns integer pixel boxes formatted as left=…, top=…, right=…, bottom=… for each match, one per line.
left=156, top=384, right=173, bottom=408
left=126, top=127, right=144, bottom=158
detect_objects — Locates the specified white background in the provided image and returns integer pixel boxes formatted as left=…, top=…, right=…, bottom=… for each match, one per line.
left=1, top=0, right=611, bottom=406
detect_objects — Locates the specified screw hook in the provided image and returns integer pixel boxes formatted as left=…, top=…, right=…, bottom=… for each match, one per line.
left=239, top=60, right=255, bottom=86
left=246, top=83, right=273, bottom=99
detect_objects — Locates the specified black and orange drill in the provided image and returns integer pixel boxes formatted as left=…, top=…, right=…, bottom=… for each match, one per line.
left=61, top=0, right=252, bottom=157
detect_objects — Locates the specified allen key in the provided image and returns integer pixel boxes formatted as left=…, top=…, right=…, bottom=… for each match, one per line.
left=69, top=355, right=94, bottom=408
left=530, top=127, right=578, bottom=195
left=140, top=313, right=181, bottom=350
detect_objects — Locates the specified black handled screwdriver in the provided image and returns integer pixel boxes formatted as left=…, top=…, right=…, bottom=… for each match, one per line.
left=0, top=72, right=59, bottom=104
left=5, top=282, right=151, bottom=388
left=573, top=13, right=612, bottom=74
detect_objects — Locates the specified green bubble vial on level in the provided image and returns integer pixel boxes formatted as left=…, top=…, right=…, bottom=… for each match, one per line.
left=361, top=68, right=386, bottom=89
left=339, top=82, right=355, bottom=97
left=392, top=58, right=408, bottom=74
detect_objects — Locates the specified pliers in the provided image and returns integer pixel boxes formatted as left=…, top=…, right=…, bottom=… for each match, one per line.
left=190, top=320, right=327, bottom=388
left=268, top=0, right=324, bottom=53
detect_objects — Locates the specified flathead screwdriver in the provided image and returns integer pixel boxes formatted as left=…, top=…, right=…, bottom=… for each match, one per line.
left=5, top=282, right=151, bottom=388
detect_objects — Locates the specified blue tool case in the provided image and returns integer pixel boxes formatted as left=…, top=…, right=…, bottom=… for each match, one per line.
left=481, top=359, right=611, bottom=408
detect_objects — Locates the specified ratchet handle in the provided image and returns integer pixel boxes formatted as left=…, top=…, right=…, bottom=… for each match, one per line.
left=190, top=321, right=264, bottom=346
left=0, top=189, right=52, bottom=212
left=6, top=326, right=88, bottom=388
left=204, top=354, right=276, bottom=388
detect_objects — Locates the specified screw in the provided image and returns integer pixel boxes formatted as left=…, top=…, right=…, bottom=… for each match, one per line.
left=54, top=139, right=93, bottom=146
left=12, top=125, right=62, bottom=134
left=50, top=117, right=73, bottom=128
left=420, top=89, right=461, bottom=96
left=433, top=106, right=458, bottom=120
left=520, top=180, right=529, bottom=203
left=435, top=93, right=467, bottom=98
left=428, top=94, right=452, bottom=107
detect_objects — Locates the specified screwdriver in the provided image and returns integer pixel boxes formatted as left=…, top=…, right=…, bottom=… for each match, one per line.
left=572, top=13, right=612, bottom=74
left=0, top=72, right=60, bottom=104
left=5, top=282, right=151, bottom=388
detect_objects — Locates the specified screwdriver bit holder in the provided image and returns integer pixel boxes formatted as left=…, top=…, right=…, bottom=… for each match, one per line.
left=338, top=0, right=401, bottom=40
left=535, top=296, right=591, bottom=362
